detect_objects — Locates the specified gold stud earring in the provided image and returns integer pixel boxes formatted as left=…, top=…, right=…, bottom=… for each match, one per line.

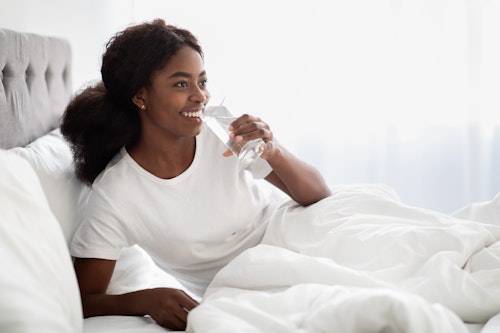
left=140, top=104, right=146, bottom=111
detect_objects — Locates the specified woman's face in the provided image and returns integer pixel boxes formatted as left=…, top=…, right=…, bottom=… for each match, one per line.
left=137, top=45, right=210, bottom=141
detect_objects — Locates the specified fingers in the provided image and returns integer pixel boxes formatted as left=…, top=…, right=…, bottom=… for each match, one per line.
left=223, top=149, right=233, bottom=157
left=179, top=291, right=200, bottom=312
left=164, top=292, right=199, bottom=330
left=258, top=140, right=277, bottom=159
left=154, top=305, right=188, bottom=331
left=150, top=288, right=200, bottom=331
left=161, top=312, right=186, bottom=331
left=229, top=114, right=272, bottom=143
left=174, top=304, right=189, bottom=321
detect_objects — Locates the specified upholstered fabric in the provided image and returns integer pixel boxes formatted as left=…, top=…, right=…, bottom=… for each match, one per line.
left=0, top=28, right=72, bottom=149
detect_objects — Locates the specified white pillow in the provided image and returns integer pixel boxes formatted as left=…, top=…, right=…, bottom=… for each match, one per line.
left=10, top=128, right=91, bottom=245
left=9, top=130, right=182, bottom=296
left=0, top=149, right=83, bottom=332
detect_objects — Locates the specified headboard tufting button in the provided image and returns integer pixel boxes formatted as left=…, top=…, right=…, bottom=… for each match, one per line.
left=63, top=66, right=69, bottom=85
left=2, top=65, right=11, bottom=78
left=45, top=67, right=53, bottom=84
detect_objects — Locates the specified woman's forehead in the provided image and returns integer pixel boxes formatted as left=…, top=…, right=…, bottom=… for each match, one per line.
left=160, top=46, right=205, bottom=77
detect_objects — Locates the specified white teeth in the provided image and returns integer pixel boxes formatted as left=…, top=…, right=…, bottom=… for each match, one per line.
left=182, top=111, right=202, bottom=118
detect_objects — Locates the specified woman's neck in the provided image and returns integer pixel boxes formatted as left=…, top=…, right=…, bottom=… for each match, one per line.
left=127, top=135, right=196, bottom=179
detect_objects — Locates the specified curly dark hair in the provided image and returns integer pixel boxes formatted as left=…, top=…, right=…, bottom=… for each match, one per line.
left=61, top=19, right=203, bottom=186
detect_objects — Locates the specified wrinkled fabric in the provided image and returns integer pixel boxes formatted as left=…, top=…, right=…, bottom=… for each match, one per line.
left=188, top=185, right=500, bottom=332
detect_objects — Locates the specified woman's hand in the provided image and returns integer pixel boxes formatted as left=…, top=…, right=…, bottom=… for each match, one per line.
left=143, top=288, right=199, bottom=330
left=224, top=114, right=331, bottom=206
left=74, top=258, right=199, bottom=331
left=223, top=114, right=276, bottom=157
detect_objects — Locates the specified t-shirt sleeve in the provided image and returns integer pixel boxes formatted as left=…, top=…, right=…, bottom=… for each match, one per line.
left=70, top=189, right=131, bottom=260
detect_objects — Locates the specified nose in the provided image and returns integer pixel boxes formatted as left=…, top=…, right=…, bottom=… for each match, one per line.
left=190, top=85, right=210, bottom=105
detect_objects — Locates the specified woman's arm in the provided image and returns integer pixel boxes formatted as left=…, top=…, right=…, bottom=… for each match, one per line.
left=227, top=115, right=331, bottom=206
left=263, top=142, right=331, bottom=206
left=74, top=257, right=198, bottom=330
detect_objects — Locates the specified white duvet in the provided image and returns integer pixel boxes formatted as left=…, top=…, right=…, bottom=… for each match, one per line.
left=187, top=185, right=500, bottom=333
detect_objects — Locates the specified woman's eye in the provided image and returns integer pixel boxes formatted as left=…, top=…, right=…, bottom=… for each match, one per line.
left=175, top=81, right=188, bottom=88
left=199, top=79, right=207, bottom=87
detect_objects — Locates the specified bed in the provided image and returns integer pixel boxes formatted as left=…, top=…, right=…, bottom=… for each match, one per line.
left=1, top=27, right=500, bottom=333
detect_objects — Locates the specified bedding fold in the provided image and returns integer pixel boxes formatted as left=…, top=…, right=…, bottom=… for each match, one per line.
left=188, top=184, right=500, bottom=332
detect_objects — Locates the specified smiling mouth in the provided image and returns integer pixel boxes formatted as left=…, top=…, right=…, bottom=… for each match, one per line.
left=181, top=110, right=202, bottom=118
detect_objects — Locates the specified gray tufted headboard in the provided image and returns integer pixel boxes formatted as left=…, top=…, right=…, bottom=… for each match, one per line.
left=0, top=28, right=72, bottom=149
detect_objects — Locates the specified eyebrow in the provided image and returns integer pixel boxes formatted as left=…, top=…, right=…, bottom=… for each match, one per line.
left=169, top=70, right=206, bottom=79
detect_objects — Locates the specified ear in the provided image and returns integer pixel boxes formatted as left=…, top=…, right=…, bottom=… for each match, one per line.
left=132, top=87, right=147, bottom=109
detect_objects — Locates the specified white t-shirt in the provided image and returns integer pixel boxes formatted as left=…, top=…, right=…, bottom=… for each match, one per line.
left=70, top=123, right=285, bottom=296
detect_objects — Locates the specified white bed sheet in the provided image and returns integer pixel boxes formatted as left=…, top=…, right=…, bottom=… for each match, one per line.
left=84, top=316, right=171, bottom=333
left=186, top=184, right=500, bottom=333
left=81, top=316, right=497, bottom=333
left=480, top=313, right=500, bottom=333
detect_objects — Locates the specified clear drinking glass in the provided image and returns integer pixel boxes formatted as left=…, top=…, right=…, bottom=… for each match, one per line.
left=203, top=104, right=265, bottom=167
